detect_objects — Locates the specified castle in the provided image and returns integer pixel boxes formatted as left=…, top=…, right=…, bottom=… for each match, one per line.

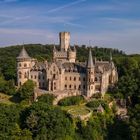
left=16, top=32, right=118, bottom=98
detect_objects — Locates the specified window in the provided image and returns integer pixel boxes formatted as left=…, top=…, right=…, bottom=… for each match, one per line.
left=70, top=77, right=72, bottom=81
left=69, top=85, right=71, bottom=89
left=95, top=77, right=98, bottom=82
left=39, top=82, right=41, bottom=87
left=19, top=82, right=21, bottom=86
left=65, top=77, right=67, bottom=80
left=83, top=77, right=85, bottom=81
left=24, top=63, right=27, bottom=67
left=19, top=71, right=22, bottom=79
left=31, top=75, right=33, bottom=79
left=79, top=77, right=81, bottom=81
left=83, top=85, right=85, bottom=89
left=19, top=63, right=21, bottom=67
left=34, top=75, right=37, bottom=79
left=78, top=85, right=81, bottom=90
left=74, top=85, right=76, bottom=89
left=38, top=75, right=40, bottom=79
left=74, top=77, right=76, bottom=81
left=24, top=72, right=27, bottom=78
left=65, top=85, right=67, bottom=89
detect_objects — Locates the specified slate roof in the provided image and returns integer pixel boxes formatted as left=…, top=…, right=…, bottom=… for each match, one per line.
left=87, top=49, right=94, bottom=68
left=62, top=62, right=86, bottom=73
left=17, top=47, right=30, bottom=59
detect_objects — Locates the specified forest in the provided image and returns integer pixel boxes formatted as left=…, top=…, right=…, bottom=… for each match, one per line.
left=0, top=44, right=140, bottom=140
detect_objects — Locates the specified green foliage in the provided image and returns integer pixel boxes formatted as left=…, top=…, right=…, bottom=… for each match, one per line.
left=107, top=118, right=131, bottom=140
left=0, top=104, right=21, bottom=139
left=86, top=99, right=110, bottom=113
left=58, top=96, right=85, bottom=106
left=0, top=76, right=16, bottom=95
left=22, top=102, right=75, bottom=140
left=37, top=94, right=55, bottom=105
left=128, top=104, right=140, bottom=140
left=18, top=80, right=35, bottom=101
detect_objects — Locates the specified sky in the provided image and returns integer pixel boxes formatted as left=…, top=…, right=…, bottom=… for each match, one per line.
left=0, top=0, right=140, bottom=54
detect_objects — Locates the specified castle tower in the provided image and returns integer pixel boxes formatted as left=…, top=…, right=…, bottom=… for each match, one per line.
left=16, top=47, right=31, bottom=86
left=59, top=32, right=70, bottom=52
left=68, top=46, right=76, bottom=63
left=86, top=49, right=95, bottom=97
left=109, top=52, right=118, bottom=84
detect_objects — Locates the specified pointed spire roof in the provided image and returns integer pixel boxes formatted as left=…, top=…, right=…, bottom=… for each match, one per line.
left=17, top=47, right=30, bottom=59
left=87, top=48, right=94, bottom=68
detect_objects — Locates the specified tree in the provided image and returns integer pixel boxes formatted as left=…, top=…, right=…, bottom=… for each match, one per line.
left=18, top=80, right=35, bottom=102
left=22, top=102, right=75, bottom=140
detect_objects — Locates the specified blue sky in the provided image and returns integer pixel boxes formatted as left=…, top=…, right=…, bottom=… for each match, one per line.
left=0, top=0, right=140, bottom=54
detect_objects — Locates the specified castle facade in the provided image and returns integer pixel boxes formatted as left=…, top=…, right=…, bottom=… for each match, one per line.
left=16, top=32, right=118, bottom=98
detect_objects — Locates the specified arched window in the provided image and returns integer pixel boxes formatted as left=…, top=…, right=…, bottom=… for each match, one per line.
left=83, top=77, right=85, bottom=81
left=24, top=72, right=28, bottom=78
left=39, top=82, right=41, bottom=87
left=24, top=63, right=27, bottom=67
left=19, top=82, right=22, bottom=86
left=19, top=71, right=22, bottom=79
left=65, top=85, right=67, bottom=89
left=95, top=77, right=98, bottom=82
left=83, top=85, right=85, bottom=89
left=19, top=63, right=21, bottom=67
left=74, top=77, right=76, bottom=81
left=69, top=85, right=71, bottom=89
left=38, top=75, right=40, bottom=79
left=78, top=85, right=81, bottom=90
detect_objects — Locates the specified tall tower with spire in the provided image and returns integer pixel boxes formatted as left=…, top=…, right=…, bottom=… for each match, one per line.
left=16, top=47, right=31, bottom=86
left=86, top=48, right=95, bottom=97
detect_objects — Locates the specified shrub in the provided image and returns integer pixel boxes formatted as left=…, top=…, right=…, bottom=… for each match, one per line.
left=58, top=96, right=85, bottom=106
left=86, top=100, right=110, bottom=112
left=37, top=94, right=55, bottom=105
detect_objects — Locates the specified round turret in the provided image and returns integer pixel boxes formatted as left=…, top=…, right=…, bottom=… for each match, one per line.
left=17, top=47, right=31, bottom=86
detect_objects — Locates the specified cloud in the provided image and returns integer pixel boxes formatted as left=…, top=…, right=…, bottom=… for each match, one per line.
left=47, top=0, right=87, bottom=13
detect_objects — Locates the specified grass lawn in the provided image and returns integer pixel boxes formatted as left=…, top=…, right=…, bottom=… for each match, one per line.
left=0, top=93, right=14, bottom=105
left=61, top=105, right=92, bottom=116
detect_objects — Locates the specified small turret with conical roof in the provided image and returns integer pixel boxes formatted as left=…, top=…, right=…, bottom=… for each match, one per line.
left=17, top=46, right=30, bottom=60
left=86, top=48, right=95, bottom=98
left=16, top=46, right=31, bottom=86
